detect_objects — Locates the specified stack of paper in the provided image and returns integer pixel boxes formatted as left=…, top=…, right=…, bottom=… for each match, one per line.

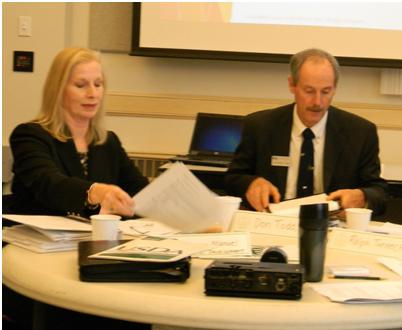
left=269, top=194, right=339, bottom=216
left=311, top=281, right=402, bottom=304
left=2, top=214, right=91, bottom=253
left=132, top=162, right=240, bottom=233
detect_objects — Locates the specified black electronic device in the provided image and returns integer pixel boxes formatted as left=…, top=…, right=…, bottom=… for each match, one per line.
left=170, top=112, right=244, bottom=167
left=204, top=259, right=304, bottom=300
left=260, top=247, right=288, bottom=263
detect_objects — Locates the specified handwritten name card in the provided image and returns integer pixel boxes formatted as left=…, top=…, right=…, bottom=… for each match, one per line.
left=328, top=228, right=402, bottom=258
left=230, top=210, right=298, bottom=237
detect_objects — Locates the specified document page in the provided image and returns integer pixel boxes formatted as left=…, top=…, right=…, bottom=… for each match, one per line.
left=89, top=236, right=210, bottom=263
left=269, top=194, right=339, bottom=216
left=310, top=281, right=402, bottom=304
left=2, top=214, right=91, bottom=231
left=133, top=162, right=224, bottom=233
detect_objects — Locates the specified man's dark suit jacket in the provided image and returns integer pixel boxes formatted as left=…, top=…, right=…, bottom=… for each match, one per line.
left=225, top=104, right=388, bottom=215
left=8, top=123, right=149, bottom=216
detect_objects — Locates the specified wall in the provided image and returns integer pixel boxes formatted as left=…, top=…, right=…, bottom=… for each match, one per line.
left=3, top=3, right=402, bottom=170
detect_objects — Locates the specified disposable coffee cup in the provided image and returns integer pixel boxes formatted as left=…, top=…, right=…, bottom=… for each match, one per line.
left=215, top=196, right=241, bottom=231
left=345, top=208, right=372, bottom=231
left=90, top=214, right=121, bottom=240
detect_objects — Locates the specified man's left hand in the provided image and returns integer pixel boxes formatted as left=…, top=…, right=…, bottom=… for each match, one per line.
left=327, top=188, right=366, bottom=209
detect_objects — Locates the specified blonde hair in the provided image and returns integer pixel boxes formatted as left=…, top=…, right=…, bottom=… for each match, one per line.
left=34, top=47, right=107, bottom=144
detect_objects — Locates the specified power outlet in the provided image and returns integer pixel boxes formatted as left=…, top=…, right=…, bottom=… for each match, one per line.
left=18, top=16, right=32, bottom=37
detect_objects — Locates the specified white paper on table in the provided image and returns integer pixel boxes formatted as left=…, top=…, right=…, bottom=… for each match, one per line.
left=378, top=257, right=402, bottom=276
left=133, top=162, right=224, bottom=233
left=2, top=214, right=91, bottom=231
left=169, top=232, right=252, bottom=258
left=269, top=194, right=339, bottom=216
left=119, top=219, right=181, bottom=237
left=89, top=236, right=210, bottom=263
left=2, top=225, right=81, bottom=253
left=369, top=222, right=402, bottom=236
left=310, top=281, right=402, bottom=304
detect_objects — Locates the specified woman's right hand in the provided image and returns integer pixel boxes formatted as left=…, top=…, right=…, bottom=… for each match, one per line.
left=88, top=183, right=135, bottom=217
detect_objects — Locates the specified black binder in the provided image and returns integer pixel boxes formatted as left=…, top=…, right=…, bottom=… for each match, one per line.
left=78, top=240, right=191, bottom=282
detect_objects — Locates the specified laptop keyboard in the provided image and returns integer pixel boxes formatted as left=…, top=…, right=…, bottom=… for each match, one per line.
left=171, top=155, right=231, bottom=167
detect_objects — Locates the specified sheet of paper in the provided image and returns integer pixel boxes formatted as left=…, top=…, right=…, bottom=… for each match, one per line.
left=33, top=227, right=91, bottom=241
left=327, top=265, right=371, bottom=277
left=89, top=236, right=210, bottom=263
left=119, top=219, right=181, bottom=237
left=2, top=225, right=81, bottom=253
left=169, top=232, right=252, bottom=259
left=269, top=193, right=339, bottom=216
left=133, top=162, right=226, bottom=233
left=378, top=257, right=402, bottom=276
left=369, top=222, right=402, bottom=236
left=2, top=214, right=91, bottom=231
left=310, top=281, right=402, bottom=304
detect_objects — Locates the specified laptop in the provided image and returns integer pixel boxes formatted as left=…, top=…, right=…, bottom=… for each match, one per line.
left=171, top=112, right=244, bottom=167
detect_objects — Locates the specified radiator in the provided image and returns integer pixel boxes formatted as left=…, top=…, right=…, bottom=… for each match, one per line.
left=130, top=156, right=170, bottom=179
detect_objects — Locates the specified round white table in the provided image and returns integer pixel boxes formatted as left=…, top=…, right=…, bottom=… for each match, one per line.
left=3, top=234, right=402, bottom=330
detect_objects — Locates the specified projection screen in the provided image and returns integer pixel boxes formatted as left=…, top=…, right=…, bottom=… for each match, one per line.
left=131, top=2, right=402, bottom=68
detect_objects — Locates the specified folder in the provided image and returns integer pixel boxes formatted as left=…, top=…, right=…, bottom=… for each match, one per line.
left=78, top=240, right=191, bottom=282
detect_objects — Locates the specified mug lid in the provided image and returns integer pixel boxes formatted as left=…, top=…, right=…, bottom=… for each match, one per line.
left=299, top=203, right=329, bottom=230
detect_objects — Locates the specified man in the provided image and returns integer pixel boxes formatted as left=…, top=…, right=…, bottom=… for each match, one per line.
left=225, top=48, right=387, bottom=216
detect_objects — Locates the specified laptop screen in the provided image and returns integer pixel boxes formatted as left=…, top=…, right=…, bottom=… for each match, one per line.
left=189, top=113, right=244, bottom=156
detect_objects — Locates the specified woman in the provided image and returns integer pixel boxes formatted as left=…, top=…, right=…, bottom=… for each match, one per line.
left=9, top=47, right=149, bottom=217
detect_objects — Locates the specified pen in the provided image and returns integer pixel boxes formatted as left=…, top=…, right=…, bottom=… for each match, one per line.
left=66, top=214, right=91, bottom=223
left=330, top=275, right=383, bottom=280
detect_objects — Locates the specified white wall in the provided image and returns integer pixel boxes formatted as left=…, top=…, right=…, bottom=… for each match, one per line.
left=3, top=3, right=402, bottom=167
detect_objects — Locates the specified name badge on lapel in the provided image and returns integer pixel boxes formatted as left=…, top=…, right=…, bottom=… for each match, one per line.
left=271, top=155, right=291, bottom=167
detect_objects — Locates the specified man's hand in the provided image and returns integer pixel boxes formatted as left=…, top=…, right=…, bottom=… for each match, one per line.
left=327, top=188, right=366, bottom=210
left=245, top=177, right=281, bottom=212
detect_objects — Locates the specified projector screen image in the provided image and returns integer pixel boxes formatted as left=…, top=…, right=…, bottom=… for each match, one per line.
left=132, top=2, right=402, bottom=68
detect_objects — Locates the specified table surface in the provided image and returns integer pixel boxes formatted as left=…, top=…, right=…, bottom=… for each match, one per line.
left=3, top=233, right=402, bottom=330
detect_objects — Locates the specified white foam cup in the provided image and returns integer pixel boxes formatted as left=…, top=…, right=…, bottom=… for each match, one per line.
left=90, top=214, right=121, bottom=240
left=345, top=208, right=372, bottom=231
left=215, top=196, right=242, bottom=231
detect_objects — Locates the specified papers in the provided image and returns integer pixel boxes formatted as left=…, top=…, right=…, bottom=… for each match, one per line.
left=310, top=281, right=402, bottom=304
left=368, top=222, right=402, bottom=236
left=2, top=214, right=91, bottom=231
left=119, top=219, right=180, bottom=237
left=133, top=162, right=237, bottom=233
left=2, top=225, right=90, bottom=253
left=269, top=193, right=339, bottom=216
left=2, top=214, right=91, bottom=253
left=328, top=265, right=371, bottom=277
left=169, top=232, right=252, bottom=259
left=378, top=257, right=402, bottom=276
left=89, top=236, right=209, bottom=263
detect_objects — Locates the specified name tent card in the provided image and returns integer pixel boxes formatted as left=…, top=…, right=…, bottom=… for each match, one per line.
left=230, top=210, right=298, bottom=237
left=328, top=228, right=402, bottom=258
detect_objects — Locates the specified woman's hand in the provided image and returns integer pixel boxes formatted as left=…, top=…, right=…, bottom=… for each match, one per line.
left=88, top=183, right=135, bottom=217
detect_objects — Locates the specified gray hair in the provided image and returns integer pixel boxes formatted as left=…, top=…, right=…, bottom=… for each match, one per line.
left=290, top=48, right=340, bottom=86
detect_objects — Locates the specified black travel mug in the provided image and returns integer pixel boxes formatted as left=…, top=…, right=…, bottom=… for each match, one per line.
left=299, top=203, right=329, bottom=282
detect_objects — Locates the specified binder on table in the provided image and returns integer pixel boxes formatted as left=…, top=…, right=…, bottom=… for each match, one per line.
left=78, top=240, right=191, bottom=282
